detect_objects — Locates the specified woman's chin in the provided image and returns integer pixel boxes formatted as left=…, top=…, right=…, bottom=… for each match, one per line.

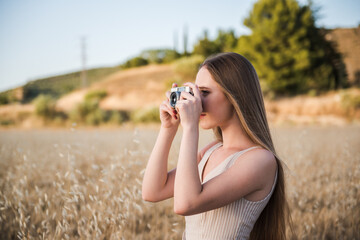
left=200, top=120, right=213, bottom=130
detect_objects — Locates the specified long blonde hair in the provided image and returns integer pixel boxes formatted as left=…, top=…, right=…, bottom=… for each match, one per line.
left=201, top=52, right=291, bottom=240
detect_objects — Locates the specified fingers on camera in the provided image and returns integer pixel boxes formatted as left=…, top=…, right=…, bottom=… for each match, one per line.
left=162, top=102, right=177, bottom=120
left=180, top=91, right=193, bottom=101
left=160, top=102, right=168, bottom=112
left=184, top=82, right=200, bottom=97
left=169, top=107, right=178, bottom=120
left=165, top=91, right=171, bottom=99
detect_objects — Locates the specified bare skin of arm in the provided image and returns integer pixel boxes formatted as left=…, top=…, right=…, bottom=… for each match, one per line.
left=142, top=126, right=177, bottom=202
left=142, top=82, right=180, bottom=202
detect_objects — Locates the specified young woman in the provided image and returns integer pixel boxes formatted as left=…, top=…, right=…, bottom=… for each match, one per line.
left=142, top=52, right=290, bottom=240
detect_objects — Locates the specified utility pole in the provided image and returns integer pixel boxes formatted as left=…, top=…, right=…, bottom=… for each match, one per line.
left=173, top=30, right=178, bottom=53
left=183, top=24, right=188, bottom=56
left=81, top=37, right=87, bottom=88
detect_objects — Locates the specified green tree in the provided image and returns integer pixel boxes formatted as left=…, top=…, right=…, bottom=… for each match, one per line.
left=235, top=0, right=345, bottom=95
left=140, top=49, right=180, bottom=63
left=193, top=30, right=220, bottom=58
left=214, top=29, right=238, bottom=53
left=193, top=29, right=238, bottom=58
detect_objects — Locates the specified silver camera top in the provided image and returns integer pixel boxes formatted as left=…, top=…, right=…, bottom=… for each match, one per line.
left=169, top=86, right=193, bottom=108
left=170, top=86, right=192, bottom=93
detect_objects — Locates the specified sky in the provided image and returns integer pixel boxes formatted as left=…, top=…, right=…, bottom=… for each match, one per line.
left=0, top=0, right=359, bottom=92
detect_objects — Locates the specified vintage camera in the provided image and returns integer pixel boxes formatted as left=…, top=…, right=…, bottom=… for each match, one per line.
left=169, top=86, right=193, bottom=108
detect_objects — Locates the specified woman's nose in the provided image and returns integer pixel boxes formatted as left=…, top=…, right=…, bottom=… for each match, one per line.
left=200, top=96, right=205, bottom=112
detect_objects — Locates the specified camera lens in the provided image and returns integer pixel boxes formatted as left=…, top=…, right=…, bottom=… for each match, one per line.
left=170, top=92, right=178, bottom=108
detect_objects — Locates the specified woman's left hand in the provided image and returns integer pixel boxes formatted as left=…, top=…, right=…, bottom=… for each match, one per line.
left=175, top=82, right=203, bottom=128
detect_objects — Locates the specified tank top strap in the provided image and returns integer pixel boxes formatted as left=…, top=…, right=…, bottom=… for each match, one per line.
left=271, top=169, right=278, bottom=192
left=226, top=146, right=263, bottom=168
left=198, top=142, right=222, bottom=177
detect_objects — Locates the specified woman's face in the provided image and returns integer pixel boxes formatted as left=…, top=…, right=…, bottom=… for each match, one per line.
left=195, top=67, right=235, bottom=129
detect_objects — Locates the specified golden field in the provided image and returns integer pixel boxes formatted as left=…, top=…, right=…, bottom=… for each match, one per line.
left=0, top=125, right=359, bottom=239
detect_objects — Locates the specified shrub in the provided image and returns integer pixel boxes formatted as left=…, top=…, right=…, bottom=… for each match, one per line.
left=131, top=107, right=160, bottom=123
left=70, top=100, right=97, bottom=122
left=0, top=118, right=15, bottom=126
left=85, top=109, right=106, bottom=126
left=69, top=95, right=123, bottom=126
left=70, top=99, right=106, bottom=125
left=109, top=110, right=129, bottom=125
left=33, top=94, right=56, bottom=119
left=341, top=92, right=360, bottom=118
left=123, top=57, right=149, bottom=69
left=173, top=55, right=205, bottom=82
left=0, top=94, right=9, bottom=105
left=84, top=90, right=107, bottom=101
left=307, top=89, right=318, bottom=97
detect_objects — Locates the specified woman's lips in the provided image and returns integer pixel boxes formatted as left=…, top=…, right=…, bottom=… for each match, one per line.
left=200, top=113, right=206, bottom=119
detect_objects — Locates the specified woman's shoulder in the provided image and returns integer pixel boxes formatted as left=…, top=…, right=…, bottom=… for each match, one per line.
left=234, top=147, right=277, bottom=178
left=244, top=146, right=274, bottom=158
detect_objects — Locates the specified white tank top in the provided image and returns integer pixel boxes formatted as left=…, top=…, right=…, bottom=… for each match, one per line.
left=183, top=142, right=278, bottom=240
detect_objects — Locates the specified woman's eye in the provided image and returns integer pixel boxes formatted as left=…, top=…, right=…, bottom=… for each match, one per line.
left=201, top=90, right=210, bottom=96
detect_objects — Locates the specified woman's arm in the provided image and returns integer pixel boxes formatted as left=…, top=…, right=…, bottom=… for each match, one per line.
left=174, top=123, right=202, bottom=212
left=142, top=126, right=178, bottom=202
left=174, top=140, right=277, bottom=215
left=142, top=83, right=180, bottom=202
left=172, top=82, right=203, bottom=213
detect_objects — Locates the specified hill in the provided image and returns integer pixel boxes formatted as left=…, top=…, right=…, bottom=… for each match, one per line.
left=0, top=66, right=120, bottom=104
left=56, top=64, right=174, bottom=112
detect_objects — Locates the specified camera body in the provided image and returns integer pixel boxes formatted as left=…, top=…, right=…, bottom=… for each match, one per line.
left=169, top=86, right=193, bottom=108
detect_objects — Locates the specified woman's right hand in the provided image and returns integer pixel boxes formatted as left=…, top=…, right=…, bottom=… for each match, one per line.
left=160, top=83, right=180, bottom=129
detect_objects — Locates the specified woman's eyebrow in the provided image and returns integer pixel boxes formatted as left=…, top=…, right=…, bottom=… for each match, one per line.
left=198, top=86, right=210, bottom=90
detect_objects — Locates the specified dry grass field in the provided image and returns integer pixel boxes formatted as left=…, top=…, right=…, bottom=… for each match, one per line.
left=0, top=125, right=359, bottom=239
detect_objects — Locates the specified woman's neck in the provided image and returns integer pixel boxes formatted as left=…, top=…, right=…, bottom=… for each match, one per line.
left=220, top=115, right=256, bottom=150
